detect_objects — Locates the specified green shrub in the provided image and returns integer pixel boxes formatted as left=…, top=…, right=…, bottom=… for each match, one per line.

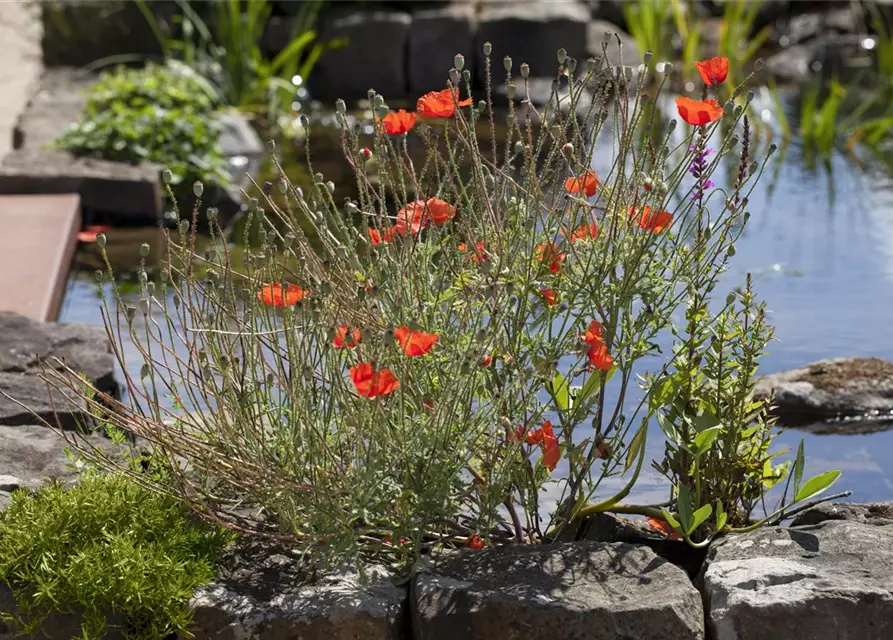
left=56, top=62, right=229, bottom=193
left=0, top=472, right=233, bottom=640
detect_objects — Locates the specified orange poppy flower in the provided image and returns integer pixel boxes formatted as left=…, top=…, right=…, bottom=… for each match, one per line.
left=76, top=224, right=112, bottom=243
left=349, top=362, right=400, bottom=398
left=525, top=420, right=555, bottom=446
left=632, top=205, right=673, bottom=233
left=380, top=109, right=418, bottom=135
left=647, top=517, right=682, bottom=540
left=425, top=197, right=456, bottom=225
left=257, top=283, right=306, bottom=307
left=417, top=88, right=473, bottom=119
left=587, top=342, right=614, bottom=372
left=536, top=242, right=565, bottom=274
left=479, top=354, right=493, bottom=368
left=459, top=241, right=487, bottom=262
left=333, top=325, right=361, bottom=349
left=395, top=326, right=439, bottom=356
left=695, top=56, right=729, bottom=87
left=394, top=200, right=427, bottom=236
left=570, top=223, right=599, bottom=243
left=541, top=432, right=561, bottom=472
left=540, top=288, right=558, bottom=306
left=466, top=534, right=484, bottom=549
left=564, top=170, right=599, bottom=198
left=675, top=97, right=724, bottom=127
left=369, top=226, right=398, bottom=245
left=581, top=320, right=604, bottom=346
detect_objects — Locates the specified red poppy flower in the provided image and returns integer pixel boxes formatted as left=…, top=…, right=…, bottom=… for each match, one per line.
left=675, top=97, right=724, bottom=127
left=632, top=205, right=673, bottom=233
left=333, top=325, right=361, bottom=349
left=425, top=197, right=456, bottom=225
left=349, top=362, right=400, bottom=398
left=564, top=170, right=599, bottom=198
left=647, top=517, right=682, bottom=540
left=480, top=354, right=493, bottom=368
left=394, top=200, right=426, bottom=236
left=587, top=342, right=614, bottom=372
left=369, top=226, right=398, bottom=245
left=459, top=241, right=487, bottom=262
left=417, top=88, right=473, bottom=119
left=76, top=224, right=112, bottom=243
left=525, top=420, right=555, bottom=446
left=395, top=326, right=439, bottom=356
left=380, top=109, right=418, bottom=135
left=540, top=288, right=558, bottom=306
left=257, top=283, right=306, bottom=307
left=466, top=534, right=484, bottom=549
left=695, top=56, right=729, bottom=87
left=422, top=398, right=435, bottom=411
left=542, top=432, right=561, bottom=472
left=570, top=223, right=599, bottom=243
left=536, top=242, right=565, bottom=274
left=581, top=320, right=604, bottom=346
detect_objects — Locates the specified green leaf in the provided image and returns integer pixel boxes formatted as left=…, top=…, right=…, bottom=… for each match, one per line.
left=660, top=508, right=681, bottom=531
left=693, top=426, right=723, bottom=454
left=793, top=439, right=805, bottom=497
left=715, top=500, right=727, bottom=532
left=546, top=371, right=571, bottom=411
left=625, top=424, right=646, bottom=471
left=676, top=485, right=694, bottom=532
left=579, top=365, right=616, bottom=403
left=688, top=503, right=713, bottom=535
left=656, top=412, right=681, bottom=446
left=794, top=470, right=841, bottom=504
left=691, top=408, right=720, bottom=432
left=648, top=376, right=677, bottom=413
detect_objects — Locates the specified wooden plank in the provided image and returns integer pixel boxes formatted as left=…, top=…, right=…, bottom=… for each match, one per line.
left=0, top=194, right=81, bottom=322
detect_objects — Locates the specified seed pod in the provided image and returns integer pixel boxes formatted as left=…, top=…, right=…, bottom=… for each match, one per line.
left=643, top=50, right=653, bottom=65
left=96, top=233, right=107, bottom=248
left=506, top=84, right=516, bottom=99
left=449, top=68, right=461, bottom=85
left=503, top=56, right=512, bottom=72
left=562, top=143, right=574, bottom=157
left=162, top=168, right=173, bottom=184
left=520, top=63, right=530, bottom=78
left=483, top=42, right=492, bottom=57
left=140, top=243, right=150, bottom=257
left=556, top=48, right=567, bottom=65
left=326, top=181, right=335, bottom=194
left=454, top=54, right=465, bottom=71
left=462, top=69, right=472, bottom=83
left=335, top=98, right=347, bottom=115
left=193, top=181, right=204, bottom=198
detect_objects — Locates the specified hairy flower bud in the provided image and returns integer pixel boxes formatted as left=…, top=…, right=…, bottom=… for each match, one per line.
left=360, top=147, right=372, bottom=161
left=483, top=41, right=492, bottom=57
left=514, top=141, right=524, bottom=154
left=140, top=243, right=150, bottom=257
left=454, top=53, right=465, bottom=71
left=562, top=142, right=574, bottom=157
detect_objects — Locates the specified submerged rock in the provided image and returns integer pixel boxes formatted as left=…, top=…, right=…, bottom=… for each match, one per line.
left=411, top=541, right=704, bottom=639
left=790, top=501, right=893, bottom=527
left=701, top=521, right=893, bottom=640
left=754, top=357, right=893, bottom=430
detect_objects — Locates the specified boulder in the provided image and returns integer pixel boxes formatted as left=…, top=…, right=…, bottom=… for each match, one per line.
left=790, top=501, right=893, bottom=527
left=762, top=35, right=868, bottom=84
left=701, top=521, right=893, bottom=640
left=309, top=11, right=413, bottom=102
left=0, top=311, right=116, bottom=428
left=476, top=2, right=590, bottom=82
left=190, top=539, right=407, bottom=639
left=754, top=357, right=893, bottom=427
left=586, top=20, right=641, bottom=67
left=411, top=541, right=705, bottom=639
left=408, top=5, right=475, bottom=95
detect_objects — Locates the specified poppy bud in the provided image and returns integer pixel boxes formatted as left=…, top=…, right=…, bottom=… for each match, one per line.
left=326, top=181, right=335, bottom=194
left=193, top=181, right=204, bottom=198
left=475, top=329, right=487, bottom=342
left=367, top=88, right=376, bottom=100
left=663, top=62, right=674, bottom=75
left=503, top=56, right=512, bottom=72
left=562, top=143, right=574, bottom=157
left=278, top=179, right=288, bottom=194
left=603, top=31, right=612, bottom=44
left=727, top=244, right=736, bottom=257
left=300, top=115, right=310, bottom=129
left=506, top=84, right=516, bottom=99
left=263, top=181, right=273, bottom=194
left=336, top=98, right=347, bottom=115
left=463, top=70, right=472, bottom=83
left=147, top=281, right=155, bottom=296
left=376, top=105, right=389, bottom=118
left=520, top=63, right=530, bottom=79
left=94, top=269, right=103, bottom=282
left=754, top=58, right=764, bottom=72
left=643, top=177, right=654, bottom=192
left=483, top=42, right=492, bottom=57
left=360, top=147, right=372, bottom=161
left=454, top=54, right=465, bottom=71
left=556, top=48, right=567, bottom=65
left=514, top=141, right=524, bottom=154
left=96, top=233, right=107, bottom=248
left=567, top=57, right=577, bottom=73
left=643, top=50, right=652, bottom=65
left=449, top=68, right=461, bottom=85
left=346, top=202, right=359, bottom=215
left=668, top=120, right=677, bottom=132
left=373, top=94, right=384, bottom=109
left=162, top=168, right=173, bottom=184
left=768, top=144, right=777, bottom=155
left=476, top=99, right=486, bottom=113
left=140, top=243, right=150, bottom=257
left=586, top=58, right=598, bottom=72
left=295, top=187, right=304, bottom=200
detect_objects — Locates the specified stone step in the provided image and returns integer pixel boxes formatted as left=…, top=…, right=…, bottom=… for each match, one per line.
left=0, top=193, right=81, bottom=321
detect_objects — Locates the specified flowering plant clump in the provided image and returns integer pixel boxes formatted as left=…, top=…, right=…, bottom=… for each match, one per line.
left=48, top=43, right=840, bottom=571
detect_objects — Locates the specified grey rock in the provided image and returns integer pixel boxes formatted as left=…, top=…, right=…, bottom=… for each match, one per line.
left=0, top=311, right=116, bottom=427
left=12, top=68, right=93, bottom=151
left=0, top=475, right=22, bottom=492
left=476, top=2, right=590, bottom=83
left=701, top=521, right=893, bottom=640
left=763, top=35, right=868, bottom=84
left=0, top=582, right=125, bottom=640
left=791, top=501, right=893, bottom=527
left=409, top=5, right=474, bottom=95
left=587, top=0, right=627, bottom=29
left=780, top=7, right=864, bottom=47
left=411, top=541, right=704, bottom=640
left=310, top=11, right=412, bottom=102
left=754, top=357, right=893, bottom=426
left=0, top=148, right=163, bottom=223
left=586, top=20, right=641, bottom=68
left=190, top=542, right=407, bottom=640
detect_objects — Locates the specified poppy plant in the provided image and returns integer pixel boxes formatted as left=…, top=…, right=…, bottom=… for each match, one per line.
left=569, top=223, right=599, bottom=243
left=632, top=205, right=674, bottom=233
left=541, top=433, right=561, bottom=472
left=525, top=420, right=555, bottom=446
left=675, top=97, right=724, bottom=127
left=479, top=354, right=493, bottom=368
left=257, top=283, right=306, bottom=307
left=564, top=169, right=599, bottom=198
left=535, top=242, right=565, bottom=274
left=458, top=241, right=487, bottom=263
left=395, top=326, right=439, bottom=356
left=76, top=224, right=112, bottom=243
left=369, top=227, right=398, bottom=245
left=333, top=325, right=361, bottom=349
left=466, top=534, right=484, bottom=549
left=587, top=342, right=614, bottom=372
left=647, top=517, right=682, bottom=540
left=349, top=363, right=400, bottom=398
left=417, top=88, right=473, bottom=119
left=694, top=56, right=729, bottom=87
left=581, top=320, right=604, bottom=346
left=380, top=109, right=417, bottom=135
left=540, top=288, right=558, bottom=306
left=394, top=201, right=426, bottom=236
left=425, top=197, right=456, bottom=225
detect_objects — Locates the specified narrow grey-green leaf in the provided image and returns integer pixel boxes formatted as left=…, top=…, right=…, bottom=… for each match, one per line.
left=794, top=470, right=841, bottom=504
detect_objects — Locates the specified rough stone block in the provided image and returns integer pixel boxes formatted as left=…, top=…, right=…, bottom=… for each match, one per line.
left=409, top=5, right=474, bottom=95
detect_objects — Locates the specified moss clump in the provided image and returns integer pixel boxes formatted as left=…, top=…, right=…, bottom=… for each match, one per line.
left=0, top=473, right=233, bottom=639
left=803, top=357, right=893, bottom=392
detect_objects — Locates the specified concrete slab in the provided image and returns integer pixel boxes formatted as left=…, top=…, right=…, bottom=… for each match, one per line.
left=0, top=194, right=81, bottom=322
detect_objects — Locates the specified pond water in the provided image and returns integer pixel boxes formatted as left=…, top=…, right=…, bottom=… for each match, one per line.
left=58, top=100, right=893, bottom=512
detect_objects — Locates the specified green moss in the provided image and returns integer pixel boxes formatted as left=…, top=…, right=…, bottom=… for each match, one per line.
left=0, top=473, right=234, bottom=639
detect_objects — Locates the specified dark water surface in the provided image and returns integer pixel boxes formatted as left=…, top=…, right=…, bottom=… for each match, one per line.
left=59, top=129, right=893, bottom=510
